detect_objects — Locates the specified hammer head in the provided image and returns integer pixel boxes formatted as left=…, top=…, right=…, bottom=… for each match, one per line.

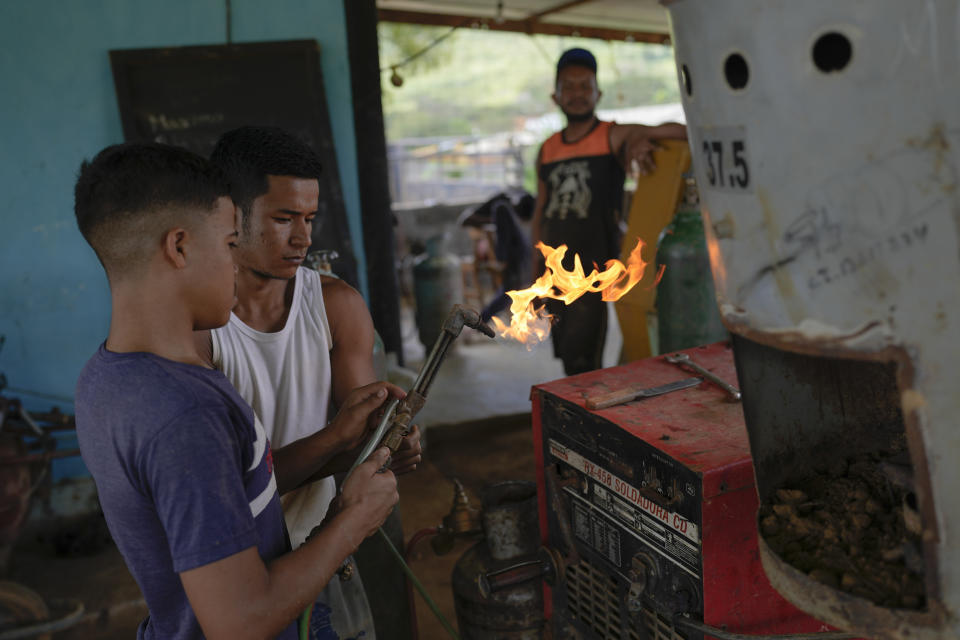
left=443, top=304, right=496, bottom=338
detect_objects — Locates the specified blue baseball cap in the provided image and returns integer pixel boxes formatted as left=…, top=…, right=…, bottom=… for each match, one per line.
left=557, top=48, right=597, bottom=77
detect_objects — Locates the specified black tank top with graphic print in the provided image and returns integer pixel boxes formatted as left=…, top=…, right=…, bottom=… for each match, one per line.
left=537, top=120, right=625, bottom=272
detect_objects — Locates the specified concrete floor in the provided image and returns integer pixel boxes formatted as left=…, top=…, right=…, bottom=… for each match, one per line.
left=4, top=301, right=600, bottom=639
left=399, top=301, right=621, bottom=427
left=399, top=325, right=564, bottom=427
left=7, top=537, right=146, bottom=639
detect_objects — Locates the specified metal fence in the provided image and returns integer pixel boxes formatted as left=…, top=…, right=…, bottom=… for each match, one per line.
left=387, top=134, right=527, bottom=207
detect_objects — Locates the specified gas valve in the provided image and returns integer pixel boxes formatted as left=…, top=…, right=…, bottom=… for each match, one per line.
left=430, top=478, right=481, bottom=556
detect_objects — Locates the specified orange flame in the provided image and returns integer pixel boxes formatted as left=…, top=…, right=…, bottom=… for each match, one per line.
left=492, top=238, right=664, bottom=347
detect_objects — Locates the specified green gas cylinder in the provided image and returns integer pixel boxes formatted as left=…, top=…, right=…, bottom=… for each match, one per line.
left=655, top=182, right=728, bottom=353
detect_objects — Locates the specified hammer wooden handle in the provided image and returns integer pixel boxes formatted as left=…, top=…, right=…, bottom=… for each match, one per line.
left=586, top=385, right=649, bottom=410
left=585, top=377, right=702, bottom=410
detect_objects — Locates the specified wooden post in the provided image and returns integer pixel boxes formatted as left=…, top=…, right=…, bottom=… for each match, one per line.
left=345, top=0, right=404, bottom=366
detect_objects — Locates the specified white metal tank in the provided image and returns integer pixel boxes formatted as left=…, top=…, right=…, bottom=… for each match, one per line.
left=663, top=2, right=960, bottom=637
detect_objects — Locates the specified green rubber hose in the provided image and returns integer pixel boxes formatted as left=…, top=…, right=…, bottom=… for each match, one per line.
left=376, top=527, right=461, bottom=640
left=297, top=527, right=460, bottom=640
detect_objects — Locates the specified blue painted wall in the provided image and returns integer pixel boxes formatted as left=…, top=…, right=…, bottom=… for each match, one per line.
left=0, top=0, right=366, bottom=413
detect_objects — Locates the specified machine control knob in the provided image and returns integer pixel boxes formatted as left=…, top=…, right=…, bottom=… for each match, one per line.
left=669, top=574, right=701, bottom=614
left=627, top=553, right=657, bottom=613
left=627, top=581, right=645, bottom=614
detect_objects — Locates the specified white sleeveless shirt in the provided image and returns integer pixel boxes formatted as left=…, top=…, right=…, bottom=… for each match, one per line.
left=212, top=267, right=334, bottom=548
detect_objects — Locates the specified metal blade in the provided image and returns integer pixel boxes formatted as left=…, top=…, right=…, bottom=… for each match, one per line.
left=635, top=376, right=702, bottom=398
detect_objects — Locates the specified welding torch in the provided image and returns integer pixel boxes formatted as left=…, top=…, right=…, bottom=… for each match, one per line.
left=344, top=304, right=495, bottom=482
left=302, top=305, right=494, bottom=640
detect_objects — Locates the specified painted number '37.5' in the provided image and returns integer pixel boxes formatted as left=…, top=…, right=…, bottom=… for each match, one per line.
left=701, top=139, right=750, bottom=190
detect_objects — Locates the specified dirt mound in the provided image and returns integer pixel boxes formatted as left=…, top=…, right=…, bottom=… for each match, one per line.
left=759, top=450, right=925, bottom=610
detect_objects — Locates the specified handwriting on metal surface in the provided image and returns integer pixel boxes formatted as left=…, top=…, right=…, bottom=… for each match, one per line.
left=806, top=223, right=928, bottom=290
left=780, top=145, right=951, bottom=292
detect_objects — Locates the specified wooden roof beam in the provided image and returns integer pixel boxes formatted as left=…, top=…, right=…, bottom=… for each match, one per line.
left=527, top=0, right=596, bottom=23
left=376, top=9, right=671, bottom=44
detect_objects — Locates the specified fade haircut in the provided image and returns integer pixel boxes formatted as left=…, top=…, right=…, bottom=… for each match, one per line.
left=209, top=126, right=323, bottom=225
left=74, top=142, right=230, bottom=281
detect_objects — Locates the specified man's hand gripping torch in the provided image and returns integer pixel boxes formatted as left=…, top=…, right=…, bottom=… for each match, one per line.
left=345, top=304, right=495, bottom=481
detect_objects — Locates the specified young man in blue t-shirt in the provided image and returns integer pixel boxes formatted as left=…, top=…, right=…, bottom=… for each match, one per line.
left=73, top=143, right=401, bottom=639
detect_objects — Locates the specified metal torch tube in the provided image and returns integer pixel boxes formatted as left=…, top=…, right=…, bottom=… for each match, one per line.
left=343, top=396, right=401, bottom=484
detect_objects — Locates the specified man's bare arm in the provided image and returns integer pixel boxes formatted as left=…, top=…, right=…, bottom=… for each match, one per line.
left=181, top=448, right=397, bottom=639
left=312, top=276, right=422, bottom=477
left=323, top=276, right=377, bottom=408
left=273, top=278, right=385, bottom=492
left=610, top=123, right=689, bottom=175
left=272, top=381, right=404, bottom=495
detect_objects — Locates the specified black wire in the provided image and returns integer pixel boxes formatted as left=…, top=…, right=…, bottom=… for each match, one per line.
left=673, top=616, right=858, bottom=640
left=380, top=16, right=473, bottom=73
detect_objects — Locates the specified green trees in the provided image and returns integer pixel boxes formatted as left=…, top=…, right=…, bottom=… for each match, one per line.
left=378, top=25, right=680, bottom=141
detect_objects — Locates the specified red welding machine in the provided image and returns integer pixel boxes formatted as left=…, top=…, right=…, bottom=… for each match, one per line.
left=532, top=342, right=831, bottom=639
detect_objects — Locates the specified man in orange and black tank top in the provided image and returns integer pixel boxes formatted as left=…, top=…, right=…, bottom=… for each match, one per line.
left=531, top=48, right=688, bottom=375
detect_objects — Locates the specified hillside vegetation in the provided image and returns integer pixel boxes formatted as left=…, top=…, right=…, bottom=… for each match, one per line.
left=378, top=24, right=681, bottom=141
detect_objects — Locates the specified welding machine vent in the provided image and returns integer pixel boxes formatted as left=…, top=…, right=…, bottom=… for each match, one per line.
left=640, top=607, right=687, bottom=640
left=565, top=561, right=685, bottom=640
left=565, top=561, right=627, bottom=638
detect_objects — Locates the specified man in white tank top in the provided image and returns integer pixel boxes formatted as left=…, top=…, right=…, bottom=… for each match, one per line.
left=196, top=127, right=422, bottom=639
